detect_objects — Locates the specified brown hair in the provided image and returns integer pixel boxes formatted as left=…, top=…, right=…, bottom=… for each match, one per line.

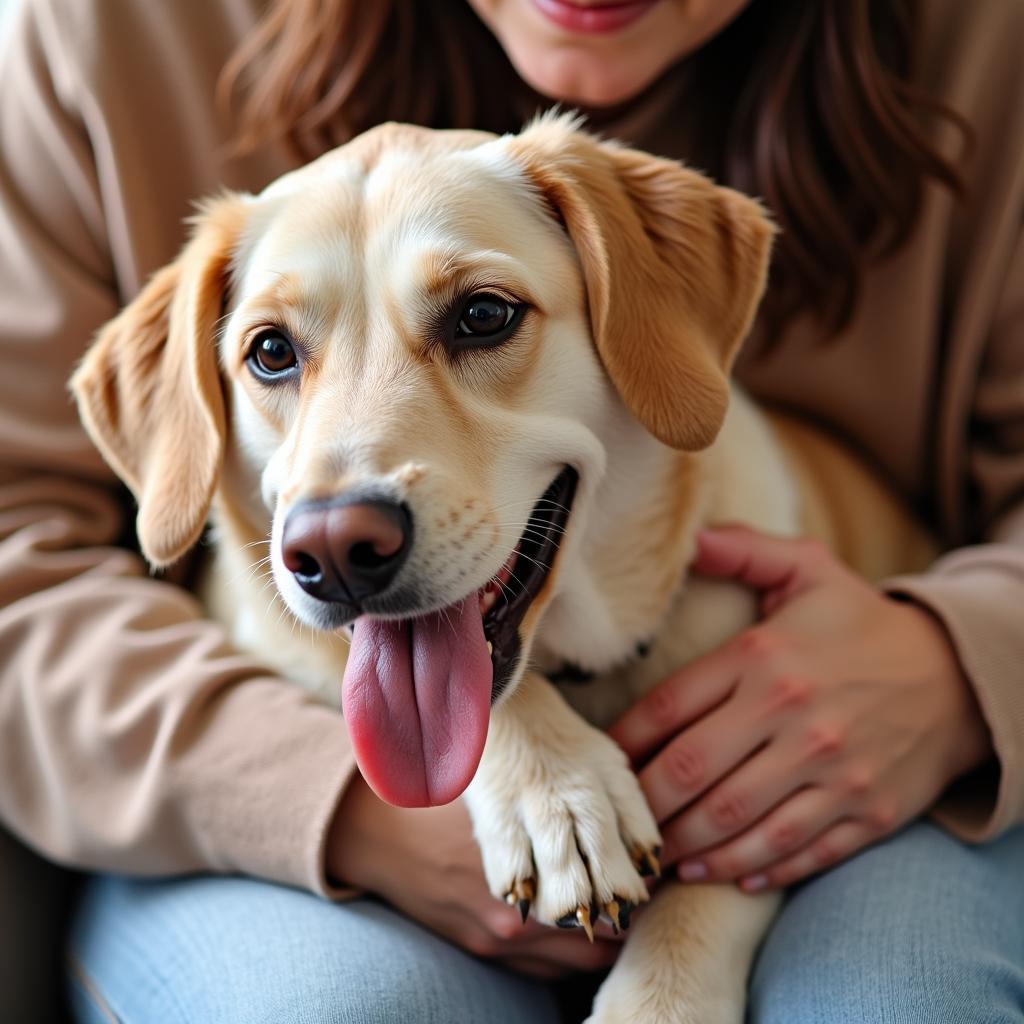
left=219, top=0, right=968, bottom=340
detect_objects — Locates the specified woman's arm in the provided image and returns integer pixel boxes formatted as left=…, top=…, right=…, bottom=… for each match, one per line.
left=881, top=218, right=1024, bottom=842
left=0, top=0, right=356, bottom=898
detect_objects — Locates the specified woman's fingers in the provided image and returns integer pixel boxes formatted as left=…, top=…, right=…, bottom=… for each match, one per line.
left=693, top=526, right=833, bottom=598
left=740, top=818, right=879, bottom=892
left=610, top=528, right=837, bottom=764
left=475, top=897, right=623, bottom=968
left=500, top=957, right=564, bottom=979
left=636, top=693, right=770, bottom=824
left=673, top=786, right=839, bottom=883
left=659, top=742, right=814, bottom=865
left=501, top=935, right=619, bottom=977
left=745, top=815, right=905, bottom=888
left=608, top=642, right=739, bottom=762
left=495, top=926, right=622, bottom=974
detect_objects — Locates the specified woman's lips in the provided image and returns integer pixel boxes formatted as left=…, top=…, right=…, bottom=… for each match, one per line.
left=530, top=0, right=662, bottom=35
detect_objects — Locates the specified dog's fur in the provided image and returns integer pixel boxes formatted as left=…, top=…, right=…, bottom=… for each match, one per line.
left=73, top=115, right=934, bottom=1022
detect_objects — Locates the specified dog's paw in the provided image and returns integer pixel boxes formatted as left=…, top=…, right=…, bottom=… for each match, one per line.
left=464, top=682, right=661, bottom=937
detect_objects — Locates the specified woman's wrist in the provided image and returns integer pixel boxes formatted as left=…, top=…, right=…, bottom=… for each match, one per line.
left=898, top=600, right=994, bottom=782
left=325, top=774, right=388, bottom=892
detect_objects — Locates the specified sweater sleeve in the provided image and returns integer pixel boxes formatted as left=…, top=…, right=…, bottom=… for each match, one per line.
left=885, top=219, right=1024, bottom=842
left=0, top=0, right=356, bottom=898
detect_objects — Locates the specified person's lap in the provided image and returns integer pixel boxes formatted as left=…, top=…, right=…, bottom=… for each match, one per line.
left=68, top=822, right=1024, bottom=1024
left=750, top=821, right=1024, bottom=1023
left=67, top=876, right=563, bottom=1024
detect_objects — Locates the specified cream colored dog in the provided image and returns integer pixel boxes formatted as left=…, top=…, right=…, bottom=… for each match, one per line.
left=73, top=114, right=932, bottom=1023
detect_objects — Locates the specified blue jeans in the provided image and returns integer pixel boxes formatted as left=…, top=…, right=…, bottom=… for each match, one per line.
left=68, top=822, right=1024, bottom=1023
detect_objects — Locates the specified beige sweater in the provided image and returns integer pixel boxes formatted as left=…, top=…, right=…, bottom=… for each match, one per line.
left=0, top=0, right=1021, bottom=898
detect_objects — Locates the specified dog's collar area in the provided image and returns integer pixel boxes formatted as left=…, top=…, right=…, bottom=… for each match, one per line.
left=485, top=466, right=578, bottom=701
left=546, top=661, right=597, bottom=686
left=546, top=640, right=653, bottom=687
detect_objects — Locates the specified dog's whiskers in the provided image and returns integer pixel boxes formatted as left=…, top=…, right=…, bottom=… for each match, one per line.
left=439, top=605, right=456, bottom=638
left=494, top=519, right=568, bottom=539
left=239, top=537, right=272, bottom=551
left=487, top=497, right=572, bottom=517
left=225, top=554, right=275, bottom=591
left=508, top=549, right=551, bottom=576
left=486, top=571, right=521, bottom=605
left=219, top=534, right=275, bottom=590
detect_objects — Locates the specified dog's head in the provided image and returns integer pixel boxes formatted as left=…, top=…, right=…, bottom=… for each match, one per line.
left=72, top=114, right=773, bottom=807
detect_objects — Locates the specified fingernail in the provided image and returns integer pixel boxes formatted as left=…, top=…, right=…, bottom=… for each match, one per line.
left=678, top=860, right=708, bottom=882
left=742, top=873, right=768, bottom=892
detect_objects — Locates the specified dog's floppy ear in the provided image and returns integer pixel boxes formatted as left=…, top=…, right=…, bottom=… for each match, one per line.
left=72, top=194, right=250, bottom=567
left=508, top=114, right=775, bottom=450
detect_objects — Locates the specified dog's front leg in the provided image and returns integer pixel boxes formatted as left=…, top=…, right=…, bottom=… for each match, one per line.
left=463, top=671, right=661, bottom=933
left=587, top=882, right=781, bottom=1024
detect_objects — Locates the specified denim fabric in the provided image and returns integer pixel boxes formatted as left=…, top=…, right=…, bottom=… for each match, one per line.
left=68, top=878, right=561, bottom=1024
left=750, top=822, right=1024, bottom=1023
left=69, top=822, right=1023, bottom=1023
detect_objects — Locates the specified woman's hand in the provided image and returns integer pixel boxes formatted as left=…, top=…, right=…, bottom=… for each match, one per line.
left=326, top=775, right=621, bottom=978
left=610, top=526, right=993, bottom=892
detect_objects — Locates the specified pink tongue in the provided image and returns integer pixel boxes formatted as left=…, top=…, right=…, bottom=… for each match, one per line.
left=342, top=597, right=493, bottom=807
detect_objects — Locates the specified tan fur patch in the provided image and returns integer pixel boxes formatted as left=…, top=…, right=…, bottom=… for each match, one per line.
left=508, top=118, right=775, bottom=452
left=71, top=194, right=251, bottom=567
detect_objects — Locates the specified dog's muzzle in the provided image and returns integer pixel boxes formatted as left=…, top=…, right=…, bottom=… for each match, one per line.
left=281, top=496, right=413, bottom=608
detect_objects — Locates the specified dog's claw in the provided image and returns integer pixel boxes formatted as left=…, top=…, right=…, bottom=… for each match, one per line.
left=555, top=903, right=595, bottom=942
left=604, top=899, right=622, bottom=935
left=577, top=903, right=595, bottom=943
left=645, top=849, right=662, bottom=878
left=504, top=878, right=535, bottom=925
left=632, top=842, right=662, bottom=879
left=618, top=899, right=635, bottom=931
left=603, top=896, right=637, bottom=934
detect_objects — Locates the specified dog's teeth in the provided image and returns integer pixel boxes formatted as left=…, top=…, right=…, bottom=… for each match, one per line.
left=486, top=641, right=493, bottom=655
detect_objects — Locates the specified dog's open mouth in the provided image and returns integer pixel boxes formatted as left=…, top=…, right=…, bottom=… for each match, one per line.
left=479, top=466, right=578, bottom=700
left=341, top=467, right=578, bottom=809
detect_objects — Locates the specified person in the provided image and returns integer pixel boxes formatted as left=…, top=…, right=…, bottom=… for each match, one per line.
left=0, top=0, right=1021, bottom=1021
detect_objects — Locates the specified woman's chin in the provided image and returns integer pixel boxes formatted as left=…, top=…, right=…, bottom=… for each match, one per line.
left=506, top=48, right=664, bottom=108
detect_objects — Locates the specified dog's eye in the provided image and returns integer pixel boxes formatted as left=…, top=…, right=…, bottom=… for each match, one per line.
left=454, top=294, right=523, bottom=347
left=248, top=330, right=298, bottom=377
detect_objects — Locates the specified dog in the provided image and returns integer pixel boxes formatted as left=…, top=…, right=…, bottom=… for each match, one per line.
left=72, top=113, right=934, bottom=1022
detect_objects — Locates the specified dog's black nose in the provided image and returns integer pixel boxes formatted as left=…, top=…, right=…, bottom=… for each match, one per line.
left=281, top=498, right=412, bottom=604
